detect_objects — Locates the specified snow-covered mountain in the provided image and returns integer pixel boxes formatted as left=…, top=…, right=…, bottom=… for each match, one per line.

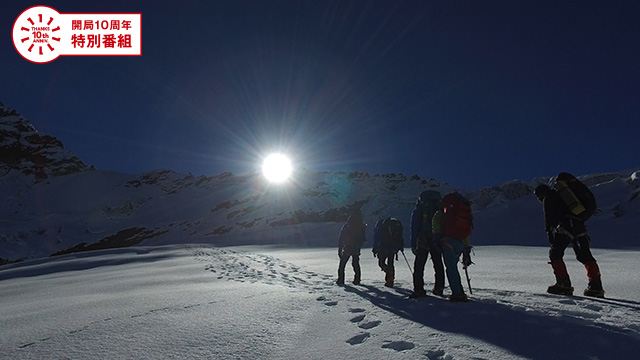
left=0, top=101, right=91, bottom=182
left=1, top=102, right=639, bottom=264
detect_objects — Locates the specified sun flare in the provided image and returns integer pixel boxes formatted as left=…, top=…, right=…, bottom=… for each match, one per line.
left=262, top=153, right=293, bottom=183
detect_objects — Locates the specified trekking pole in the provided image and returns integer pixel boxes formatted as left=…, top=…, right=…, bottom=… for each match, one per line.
left=464, top=266, right=473, bottom=295
left=401, top=250, right=413, bottom=276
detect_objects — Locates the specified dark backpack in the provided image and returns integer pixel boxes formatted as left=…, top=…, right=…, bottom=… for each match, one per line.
left=379, top=217, right=404, bottom=250
left=554, top=172, right=597, bottom=221
left=441, top=192, right=473, bottom=241
left=342, top=223, right=366, bottom=247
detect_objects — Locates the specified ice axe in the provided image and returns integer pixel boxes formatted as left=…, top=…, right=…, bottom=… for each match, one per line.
left=464, top=265, right=473, bottom=295
left=401, top=250, right=413, bottom=276
left=462, top=246, right=474, bottom=295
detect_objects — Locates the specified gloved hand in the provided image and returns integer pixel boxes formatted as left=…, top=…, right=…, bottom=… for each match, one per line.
left=338, top=249, right=343, bottom=258
left=372, top=249, right=378, bottom=258
left=411, top=246, right=417, bottom=255
left=462, top=246, right=473, bottom=267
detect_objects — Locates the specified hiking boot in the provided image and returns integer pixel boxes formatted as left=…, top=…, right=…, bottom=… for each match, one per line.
left=547, top=283, right=574, bottom=295
left=384, top=271, right=394, bottom=288
left=409, top=290, right=427, bottom=299
left=431, top=287, right=444, bottom=297
left=353, top=274, right=361, bottom=285
left=336, top=279, right=345, bottom=286
left=583, top=288, right=605, bottom=298
left=449, top=293, right=469, bottom=302
left=584, top=280, right=605, bottom=298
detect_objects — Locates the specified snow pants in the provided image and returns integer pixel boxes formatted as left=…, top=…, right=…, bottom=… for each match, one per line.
left=549, top=223, right=601, bottom=286
left=549, top=233, right=596, bottom=264
left=413, top=247, right=445, bottom=293
left=441, top=236, right=465, bottom=296
left=338, top=251, right=361, bottom=284
left=377, top=251, right=395, bottom=284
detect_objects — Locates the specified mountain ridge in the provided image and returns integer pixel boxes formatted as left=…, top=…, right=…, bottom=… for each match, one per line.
left=1, top=101, right=639, bottom=264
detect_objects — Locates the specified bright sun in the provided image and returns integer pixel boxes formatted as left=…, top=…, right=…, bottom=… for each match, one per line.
left=262, top=153, right=293, bottom=183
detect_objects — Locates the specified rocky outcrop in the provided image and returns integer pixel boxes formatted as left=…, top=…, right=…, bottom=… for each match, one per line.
left=0, top=101, right=91, bottom=182
left=50, top=227, right=168, bottom=256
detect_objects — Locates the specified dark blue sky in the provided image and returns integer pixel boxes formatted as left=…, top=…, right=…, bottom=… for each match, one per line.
left=3, top=1, right=639, bottom=188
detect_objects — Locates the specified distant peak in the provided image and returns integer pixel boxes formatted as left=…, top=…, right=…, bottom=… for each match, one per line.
left=0, top=101, right=91, bottom=182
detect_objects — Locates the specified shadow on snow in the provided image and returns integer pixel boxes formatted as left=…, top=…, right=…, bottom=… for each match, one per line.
left=344, top=284, right=640, bottom=360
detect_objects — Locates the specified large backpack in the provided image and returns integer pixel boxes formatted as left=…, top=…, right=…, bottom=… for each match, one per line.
left=341, top=212, right=366, bottom=248
left=379, top=217, right=404, bottom=250
left=554, top=172, right=597, bottom=222
left=341, top=224, right=364, bottom=246
left=417, top=191, right=442, bottom=238
left=441, top=192, right=473, bottom=241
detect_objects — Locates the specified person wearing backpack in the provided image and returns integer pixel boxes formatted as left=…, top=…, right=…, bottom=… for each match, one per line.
left=409, top=190, right=445, bottom=298
left=337, top=209, right=367, bottom=285
left=372, top=217, right=404, bottom=288
left=432, top=192, right=473, bottom=302
left=534, top=173, right=605, bottom=298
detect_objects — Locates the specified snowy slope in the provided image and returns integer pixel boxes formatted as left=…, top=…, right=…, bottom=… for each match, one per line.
left=1, top=245, right=639, bottom=359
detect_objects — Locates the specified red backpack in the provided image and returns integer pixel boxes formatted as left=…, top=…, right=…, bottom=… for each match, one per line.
left=441, top=192, right=473, bottom=240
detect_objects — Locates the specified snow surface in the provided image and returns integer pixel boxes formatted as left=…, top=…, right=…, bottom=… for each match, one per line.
left=1, top=244, right=639, bottom=360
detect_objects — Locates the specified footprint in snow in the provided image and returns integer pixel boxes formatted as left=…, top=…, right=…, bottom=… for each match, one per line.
left=346, top=332, right=370, bottom=345
left=316, top=296, right=338, bottom=306
left=382, top=340, right=415, bottom=351
left=425, top=349, right=447, bottom=360
left=350, top=314, right=366, bottom=323
left=359, top=320, right=381, bottom=330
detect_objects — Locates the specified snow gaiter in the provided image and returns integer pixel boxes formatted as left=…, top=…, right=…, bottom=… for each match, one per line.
left=385, top=268, right=394, bottom=285
left=551, top=260, right=571, bottom=286
left=585, top=261, right=601, bottom=281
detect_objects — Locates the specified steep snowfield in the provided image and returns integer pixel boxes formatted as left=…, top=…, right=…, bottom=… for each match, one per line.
left=1, top=244, right=639, bottom=359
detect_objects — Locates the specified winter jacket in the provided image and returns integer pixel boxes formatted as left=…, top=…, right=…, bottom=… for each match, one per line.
left=541, top=189, right=587, bottom=239
left=541, top=189, right=573, bottom=232
left=338, top=215, right=366, bottom=256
